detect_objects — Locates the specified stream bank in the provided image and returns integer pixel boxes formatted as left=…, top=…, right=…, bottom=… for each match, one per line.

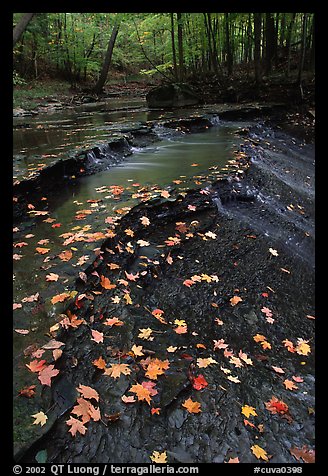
left=15, top=119, right=315, bottom=464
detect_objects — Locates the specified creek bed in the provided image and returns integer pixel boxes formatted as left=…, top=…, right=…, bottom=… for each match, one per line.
left=13, top=101, right=315, bottom=463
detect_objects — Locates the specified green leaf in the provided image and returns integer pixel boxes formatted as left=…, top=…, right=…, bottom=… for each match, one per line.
left=35, top=449, right=47, bottom=463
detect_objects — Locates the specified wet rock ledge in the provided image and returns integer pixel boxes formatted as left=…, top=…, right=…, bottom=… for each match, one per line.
left=17, top=125, right=315, bottom=464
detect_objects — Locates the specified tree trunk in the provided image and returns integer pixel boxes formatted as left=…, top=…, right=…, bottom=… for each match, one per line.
left=170, top=13, right=178, bottom=80
left=264, top=13, right=275, bottom=75
left=13, top=13, right=35, bottom=47
left=93, top=21, right=120, bottom=94
left=254, top=13, right=262, bottom=88
left=225, top=13, right=233, bottom=76
left=286, top=13, right=296, bottom=77
left=177, top=13, right=184, bottom=82
left=297, top=13, right=308, bottom=92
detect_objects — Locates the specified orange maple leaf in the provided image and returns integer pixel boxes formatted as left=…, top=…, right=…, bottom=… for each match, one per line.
left=230, top=296, right=243, bottom=306
left=129, top=383, right=152, bottom=404
left=38, top=364, right=59, bottom=386
left=104, top=363, right=131, bottom=379
left=71, top=397, right=101, bottom=424
left=100, top=275, right=116, bottom=289
left=283, top=379, right=298, bottom=391
left=91, top=330, right=104, bottom=343
left=58, top=250, right=73, bottom=261
left=51, top=292, right=70, bottom=304
left=77, top=384, right=99, bottom=401
left=66, top=416, right=87, bottom=436
left=35, top=247, right=50, bottom=254
left=92, top=356, right=107, bottom=370
left=104, top=317, right=124, bottom=326
left=182, top=397, right=201, bottom=413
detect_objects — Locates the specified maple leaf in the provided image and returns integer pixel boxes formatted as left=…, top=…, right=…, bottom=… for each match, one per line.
left=151, top=308, right=167, bottom=324
left=100, top=275, right=116, bottom=289
left=241, top=405, right=257, bottom=418
left=272, top=366, right=285, bottom=374
left=290, top=445, right=315, bottom=463
left=251, top=445, right=269, bottom=461
left=66, top=416, right=87, bottom=437
left=121, top=395, right=136, bottom=404
left=104, top=317, right=124, bottom=327
left=191, top=374, right=208, bottom=390
left=183, top=279, right=195, bottom=288
left=265, top=396, right=289, bottom=415
left=261, top=341, right=272, bottom=350
left=19, top=385, right=36, bottom=398
left=295, top=339, right=311, bottom=356
left=238, top=351, right=253, bottom=366
left=104, top=363, right=131, bottom=379
left=58, top=250, right=73, bottom=261
left=182, top=397, right=201, bottom=414
left=129, top=383, right=152, bottom=404
left=35, top=247, right=50, bottom=255
left=230, top=296, right=242, bottom=306
left=261, top=307, right=273, bottom=318
left=125, top=271, right=139, bottom=281
left=51, top=292, right=70, bottom=304
left=46, top=273, right=59, bottom=282
left=167, top=346, right=177, bottom=352
left=71, top=397, right=100, bottom=424
left=22, top=292, right=39, bottom=303
left=292, top=375, right=304, bottom=383
left=268, top=248, right=279, bottom=256
left=197, top=357, right=217, bottom=368
left=26, top=359, right=47, bottom=373
left=91, top=330, right=104, bottom=344
left=31, top=411, right=48, bottom=427
left=140, top=216, right=150, bottom=226
left=93, top=356, right=107, bottom=370
left=282, top=339, right=295, bottom=352
left=77, top=384, right=99, bottom=401
left=124, top=228, right=134, bottom=237
left=150, top=451, right=167, bottom=463
left=138, top=328, right=154, bottom=340
left=283, top=379, right=298, bottom=391
left=174, top=325, right=188, bottom=334
left=141, top=381, right=158, bottom=396
left=226, top=375, right=241, bottom=383
left=151, top=407, right=161, bottom=415
left=244, top=419, right=256, bottom=429
left=131, top=344, right=144, bottom=357
left=38, top=365, right=59, bottom=386
left=227, top=457, right=240, bottom=463
left=42, top=339, right=65, bottom=350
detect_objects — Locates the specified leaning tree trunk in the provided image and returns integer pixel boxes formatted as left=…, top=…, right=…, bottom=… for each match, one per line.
left=93, top=21, right=120, bottom=94
left=13, top=13, right=35, bottom=47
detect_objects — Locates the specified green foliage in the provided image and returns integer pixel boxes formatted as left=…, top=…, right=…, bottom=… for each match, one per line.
left=13, top=71, right=26, bottom=86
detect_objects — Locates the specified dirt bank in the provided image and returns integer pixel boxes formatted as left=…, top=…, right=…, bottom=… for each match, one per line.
left=17, top=123, right=315, bottom=464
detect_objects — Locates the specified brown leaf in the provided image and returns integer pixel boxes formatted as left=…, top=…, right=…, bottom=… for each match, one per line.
left=38, top=364, right=59, bottom=386
left=290, top=446, right=315, bottom=463
left=77, top=384, right=99, bottom=401
left=182, top=397, right=201, bottom=414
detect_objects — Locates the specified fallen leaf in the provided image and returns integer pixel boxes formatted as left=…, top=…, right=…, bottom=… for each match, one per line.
left=227, top=457, right=240, bottom=463
left=129, top=383, right=152, bottom=404
left=77, top=384, right=99, bottom=401
left=58, top=250, right=73, bottom=261
left=140, top=216, right=150, bottom=226
left=51, top=292, right=70, bottom=304
left=269, top=248, right=279, bottom=256
left=66, top=416, right=87, bottom=436
left=35, top=247, right=50, bottom=255
left=265, top=396, right=289, bottom=415
left=251, top=444, right=269, bottom=461
left=100, top=275, right=116, bottom=289
left=91, top=330, right=104, bottom=344
left=290, top=446, right=315, bottom=463
left=26, top=359, right=47, bottom=373
left=230, top=296, right=242, bottom=306
left=104, top=363, right=131, bottom=378
left=19, top=385, right=36, bottom=398
left=150, top=451, right=167, bottom=463
left=92, top=356, right=107, bottom=370
left=46, top=273, right=59, bottom=282
left=38, top=365, right=59, bottom=386
left=121, top=395, right=136, bottom=403
left=182, top=397, right=201, bottom=413
left=283, top=379, right=298, bottom=391
left=191, top=374, right=208, bottom=390
left=241, top=405, right=257, bottom=418
left=32, top=411, right=48, bottom=427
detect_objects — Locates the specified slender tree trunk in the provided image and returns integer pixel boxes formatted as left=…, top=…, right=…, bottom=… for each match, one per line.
left=93, top=20, right=120, bottom=94
left=286, top=13, right=296, bottom=77
left=225, top=13, right=233, bottom=76
left=254, top=13, right=262, bottom=88
left=13, top=13, right=35, bottom=47
left=297, top=13, right=308, bottom=94
left=177, top=13, right=184, bottom=82
left=265, top=13, right=275, bottom=75
left=170, top=13, right=178, bottom=81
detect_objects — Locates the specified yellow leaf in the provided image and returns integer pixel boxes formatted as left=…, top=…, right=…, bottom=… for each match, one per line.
left=251, top=445, right=269, bottom=461
left=31, top=411, right=48, bottom=427
left=241, top=405, right=257, bottom=418
left=150, top=451, right=167, bottom=463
